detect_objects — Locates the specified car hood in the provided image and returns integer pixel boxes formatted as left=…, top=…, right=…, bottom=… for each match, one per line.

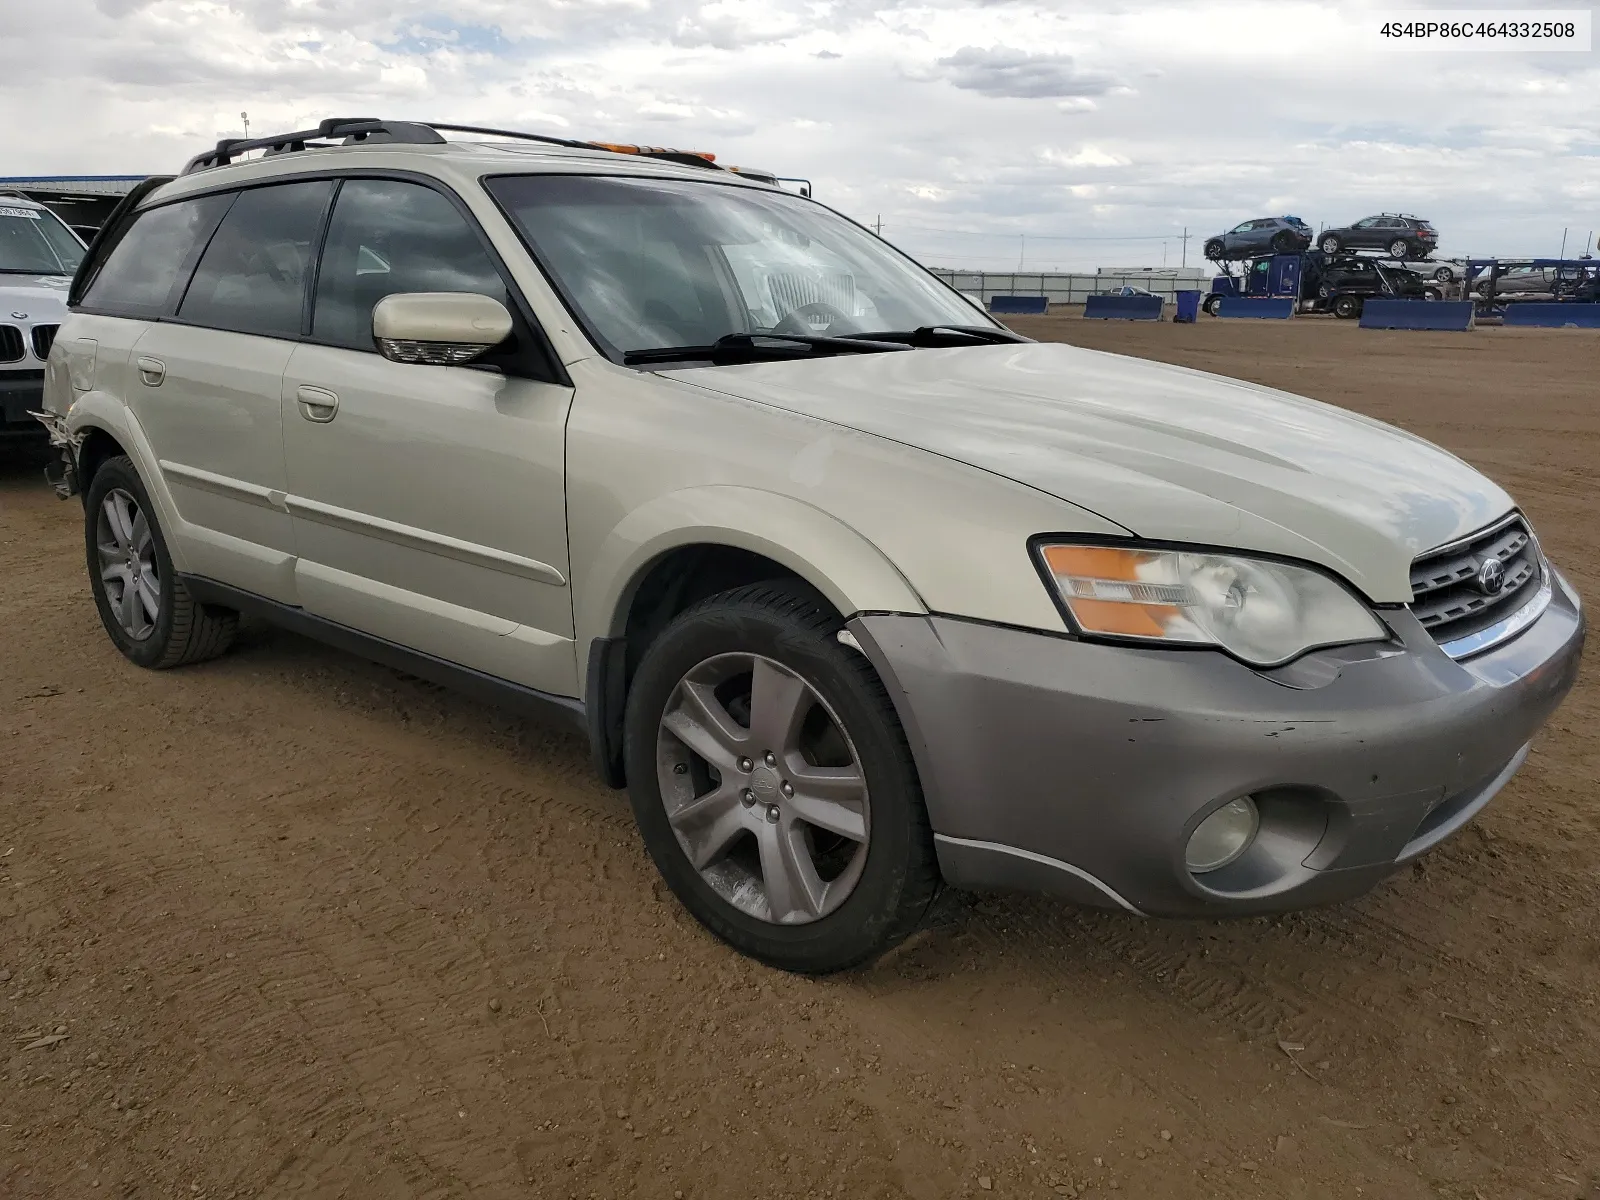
left=681, top=341, right=1512, bottom=603
left=0, top=274, right=71, bottom=321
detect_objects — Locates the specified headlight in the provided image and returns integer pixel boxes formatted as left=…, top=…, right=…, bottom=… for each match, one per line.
left=1037, top=543, right=1387, bottom=667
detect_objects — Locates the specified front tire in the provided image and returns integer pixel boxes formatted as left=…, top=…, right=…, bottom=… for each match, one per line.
left=1320, top=234, right=1342, bottom=254
left=1333, top=294, right=1362, bottom=319
left=1388, top=238, right=1411, bottom=258
left=84, top=456, right=237, bottom=669
left=623, top=583, right=939, bottom=973
left=1203, top=238, right=1226, bottom=260
left=1202, top=294, right=1223, bottom=315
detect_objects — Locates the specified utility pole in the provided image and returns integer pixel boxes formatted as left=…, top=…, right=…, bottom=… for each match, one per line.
left=1559, top=227, right=1568, bottom=259
left=874, top=214, right=882, bottom=236
left=1180, top=227, right=1188, bottom=269
left=1017, top=232, right=1026, bottom=270
left=241, top=111, right=250, bottom=139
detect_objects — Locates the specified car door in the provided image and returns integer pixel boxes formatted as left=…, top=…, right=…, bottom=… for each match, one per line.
left=128, top=179, right=334, bottom=603
left=280, top=176, right=579, bottom=697
left=1347, top=218, right=1380, bottom=250
left=1333, top=260, right=1375, bottom=295
left=1224, top=221, right=1253, bottom=255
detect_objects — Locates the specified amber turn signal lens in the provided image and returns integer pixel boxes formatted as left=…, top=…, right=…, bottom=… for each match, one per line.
left=1039, top=545, right=1193, bottom=639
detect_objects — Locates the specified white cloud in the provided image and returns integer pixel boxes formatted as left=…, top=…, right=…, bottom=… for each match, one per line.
left=934, top=45, right=1117, bottom=99
left=0, top=0, right=1597, bottom=269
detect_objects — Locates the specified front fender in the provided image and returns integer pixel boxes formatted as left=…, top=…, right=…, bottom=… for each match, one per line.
left=574, top=484, right=926, bottom=658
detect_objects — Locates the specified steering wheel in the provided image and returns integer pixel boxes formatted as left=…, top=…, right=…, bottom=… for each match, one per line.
left=771, top=301, right=855, bottom=337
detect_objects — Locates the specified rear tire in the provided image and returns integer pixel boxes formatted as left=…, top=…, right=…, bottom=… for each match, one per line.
left=1270, top=231, right=1295, bottom=253
left=1320, top=234, right=1342, bottom=255
left=623, top=583, right=939, bottom=973
left=1333, top=295, right=1362, bottom=319
left=1388, top=238, right=1411, bottom=258
left=84, top=456, right=237, bottom=670
left=1433, top=266, right=1453, bottom=282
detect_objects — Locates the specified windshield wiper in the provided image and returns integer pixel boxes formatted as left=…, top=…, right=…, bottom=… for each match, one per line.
left=623, top=331, right=913, bottom=367
left=839, top=325, right=1033, bottom=347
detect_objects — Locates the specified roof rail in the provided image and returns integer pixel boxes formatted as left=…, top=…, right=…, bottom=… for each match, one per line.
left=182, top=118, right=445, bottom=174
left=181, top=118, right=730, bottom=176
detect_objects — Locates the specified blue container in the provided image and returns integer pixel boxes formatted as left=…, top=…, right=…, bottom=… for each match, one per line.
left=1083, top=294, right=1163, bottom=320
left=1174, top=290, right=1202, bottom=323
left=987, top=295, right=1049, bottom=315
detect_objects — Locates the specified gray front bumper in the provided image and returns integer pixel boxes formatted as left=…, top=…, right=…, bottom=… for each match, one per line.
left=0, top=371, right=45, bottom=440
left=851, top=571, right=1584, bottom=917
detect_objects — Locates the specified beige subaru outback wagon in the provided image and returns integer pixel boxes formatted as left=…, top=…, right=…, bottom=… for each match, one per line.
left=35, top=119, right=1583, bottom=973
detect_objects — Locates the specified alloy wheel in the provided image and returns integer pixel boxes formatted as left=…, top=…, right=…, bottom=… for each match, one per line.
left=96, top=488, right=161, bottom=640
left=655, top=652, right=871, bottom=925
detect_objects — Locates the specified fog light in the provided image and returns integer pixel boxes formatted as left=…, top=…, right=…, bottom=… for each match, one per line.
left=1186, top=796, right=1259, bottom=874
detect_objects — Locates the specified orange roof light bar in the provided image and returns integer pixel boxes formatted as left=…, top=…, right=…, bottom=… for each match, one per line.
left=587, top=141, right=717, bottom=163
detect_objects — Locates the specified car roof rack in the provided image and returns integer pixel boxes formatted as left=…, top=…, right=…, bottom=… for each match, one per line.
left=180, top=118, right=730, bottom=177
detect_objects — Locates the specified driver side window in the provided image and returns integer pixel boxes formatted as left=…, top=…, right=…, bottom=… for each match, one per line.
left=312, top=179, right=509, bottom=352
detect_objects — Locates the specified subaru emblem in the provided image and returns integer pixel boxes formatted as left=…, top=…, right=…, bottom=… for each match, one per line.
left=1476, top=558, right=1506, bottom=596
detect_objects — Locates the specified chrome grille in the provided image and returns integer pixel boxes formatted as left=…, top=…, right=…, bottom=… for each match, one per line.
left=1409, top=514, right=1543, bottom=648
left=31, top=324, right=58, bottom=360
left=0, top=325, right=22, bottom=364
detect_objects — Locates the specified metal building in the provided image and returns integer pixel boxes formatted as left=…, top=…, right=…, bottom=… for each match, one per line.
left=0, top=176, right=148, bottom=239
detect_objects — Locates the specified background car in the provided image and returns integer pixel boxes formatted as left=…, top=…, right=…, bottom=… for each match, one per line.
left=1203, top=216, right=1312, bottom=261
left=1314, top=255, right=1440, bottom=317
left=1, top=194, right=84, bottom=442
left=1318, top=214, right=1438, bottom=260
left=1471, top=263, right=1596, bottom=300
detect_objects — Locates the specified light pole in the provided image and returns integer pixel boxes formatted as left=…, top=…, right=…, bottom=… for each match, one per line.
left=241, top=111, right=251, bottom=139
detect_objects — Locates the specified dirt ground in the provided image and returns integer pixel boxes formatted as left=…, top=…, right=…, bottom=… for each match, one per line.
left=2, top=316, right=1597, bottom=1200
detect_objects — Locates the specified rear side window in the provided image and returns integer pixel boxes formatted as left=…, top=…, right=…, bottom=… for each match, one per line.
left=178, top=180, right=334, bottom=337
left=312, top=179, right=508, bottom=351
left=78, top=194, right=231, bottom=316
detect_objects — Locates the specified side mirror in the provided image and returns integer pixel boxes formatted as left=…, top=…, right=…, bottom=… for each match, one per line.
left=372, top=292, right=513, bottom=365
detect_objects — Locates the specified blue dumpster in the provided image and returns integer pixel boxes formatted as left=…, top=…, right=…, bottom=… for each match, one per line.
left=1174, top=290, right=1202, bottom=323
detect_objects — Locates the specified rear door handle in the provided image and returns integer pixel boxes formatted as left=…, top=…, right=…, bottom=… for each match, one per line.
left=136, top=356, right=165, bottom=387
left=296, top=385, right=339, bottom=423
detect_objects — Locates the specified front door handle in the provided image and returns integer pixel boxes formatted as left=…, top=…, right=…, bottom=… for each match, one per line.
left=136, top=356, right=165, bottom=387
left=296, top=385, right=339, bottom=423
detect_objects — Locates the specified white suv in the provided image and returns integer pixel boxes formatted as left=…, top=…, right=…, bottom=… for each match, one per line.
left=1, top=194, right=84, bottom=441
left=36, top=119, right=1584, bottom=972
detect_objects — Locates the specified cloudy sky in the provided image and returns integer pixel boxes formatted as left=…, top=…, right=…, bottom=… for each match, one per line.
left=3, top=0, right=1596, bottom=270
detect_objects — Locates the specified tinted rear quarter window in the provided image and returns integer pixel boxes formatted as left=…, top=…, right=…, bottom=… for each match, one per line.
left=178, top=180, right=334, bottom=337
left=312, top=179, right=508, bottom=351
left=79, top=194, right=232, bottom=316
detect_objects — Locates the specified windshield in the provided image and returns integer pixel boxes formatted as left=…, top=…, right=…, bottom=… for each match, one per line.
left=486, top=174, right=987, bottom=360
left=0, top=203, right=86, bottom=276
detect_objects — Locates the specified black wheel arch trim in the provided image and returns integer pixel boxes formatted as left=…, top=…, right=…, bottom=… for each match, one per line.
left=586, top=634, right=629, bottom=788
